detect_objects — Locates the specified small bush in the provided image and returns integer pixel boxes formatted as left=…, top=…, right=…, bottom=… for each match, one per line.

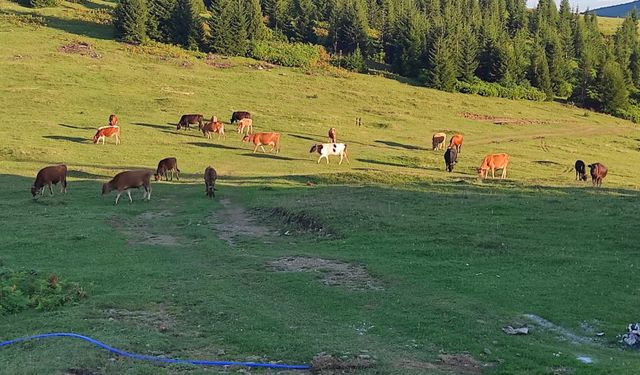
left=614, top=106, right=640, bottom=123
left=20, top=0, right=58, bottom=8
left=331, top=48, right=366, bottom=73
left=455, top=80, right=546, bottom=101
left=250, top=41, right=327, bottom=68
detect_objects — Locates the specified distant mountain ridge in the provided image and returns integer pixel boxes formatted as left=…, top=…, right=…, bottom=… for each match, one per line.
left=592, top=1, right=640, bottom=17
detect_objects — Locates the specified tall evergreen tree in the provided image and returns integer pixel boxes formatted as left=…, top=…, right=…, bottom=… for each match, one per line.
left=331, top=0, right=369, bottom=54
left=528, top=42, right=553, bottom=100
left=428, top=34, right=457, bottom=91
left=208, top=0, right=233, bottom=53
left=246, top=0, right=267, bottom=41
left=458, top=25, right=478, bottom=82
left=114, top=0, right=148, bottom=44
left=147, top=0, right=176, bottom=43
left=171, top=0, right=205, bottom=50
left=597, top=59, right=629, bottom=113
left=229, top=0, right=250, bottom=55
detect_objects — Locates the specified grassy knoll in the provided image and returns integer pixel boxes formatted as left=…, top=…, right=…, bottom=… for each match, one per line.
left=598, top=16, right=624, bottom=36
left=1, top=1, right=640, bottom=374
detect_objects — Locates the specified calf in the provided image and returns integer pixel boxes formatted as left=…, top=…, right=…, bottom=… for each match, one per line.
left=478, top=153, right=510, bottom=179
left=328, top=127, right=337, bottom=143
left=202, top=117, right=225, bottom=140
left=432, top=132, right=446, bottom=151
left=108, top=114, right=119, bottom=127
left=575, top=160, right=587, bottom=181
left=444, top=147, right=458, bottom=172
left=230, top=111, right=251, bottom=124
left=588, top=162, right=608, bottom=187
left=204, top=166, right=218, bottom=198
left=236, top=118, right=253, bottom=135
left=31, top=164, right=67, bottom=198
left=449, top=134, right=464, bottom=153
left=310, top=143, right=350, bottom=165
left=154, top=157, right=180, bottom=181
left=177, top=114, right=204, bottom=130
left=93, top=125, right=120, bottom=145
left=242, top=132, right=281, bottom=153
left=102, top=170, right=152, bottom=205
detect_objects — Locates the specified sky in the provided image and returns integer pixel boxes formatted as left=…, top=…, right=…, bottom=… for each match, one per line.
left=526, top=0, right=633, bottom=10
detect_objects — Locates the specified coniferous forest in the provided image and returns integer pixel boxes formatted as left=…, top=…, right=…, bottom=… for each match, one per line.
left=109, top=0, right=640, bottom=121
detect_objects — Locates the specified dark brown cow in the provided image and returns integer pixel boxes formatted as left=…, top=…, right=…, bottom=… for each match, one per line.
left=31, top=164, right=67, bottom=198
left=575, top=160, right=587, bottom=181
left=588, top=162, right=608, bottom=187
left=204, top=166, right=217, bottom=198
left=102, top=170, right=152, bottom=204
left=328, top=127, right=337, bottom=143
left=177, top=114, right=204, bottom=130
left=154, top=157, right=180, bottom=181
left=230, top=111, right=251, bottom=124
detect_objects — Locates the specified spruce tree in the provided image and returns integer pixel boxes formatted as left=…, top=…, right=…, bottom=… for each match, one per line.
left=229, top=0, right=249, bottom=55
left=428, top=34, right=457, bottom=91
left=597, top=60, right=629, bottom=114
left=528, top=42, right=553, bottom=100
left=246, top=0, right=267, bottom=41
left=147, top=0, right=176, bottom=43
left=208, top=0, right=233, bottom=54
left=458, top=26, right=478, bottom=82
left=172, top=0, right=205, bottom=50
left=114, top=0, right=148, bottom=44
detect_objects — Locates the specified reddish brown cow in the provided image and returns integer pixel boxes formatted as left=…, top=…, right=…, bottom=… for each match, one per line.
left=202, top=117, right=225, bottom=140
left=449, top=134, right=464, bottom=153
left=478, top=153, right=510, bottom=179
left=108, top=114, right=119, bottom=127
left=588, top=162, right=608, bottom=187
left=154, top=157, right=180, bottom=181
left=102, top=170, right=152, bottom=205
left=328, top=127, right=337, bottom=143
left=93, top=126, right=120, bottom=145
left=242, top=132, right=281, bottom=153
left=204, top=166, right=217, bottom=198
left=31, top=164, right=67, bottom=198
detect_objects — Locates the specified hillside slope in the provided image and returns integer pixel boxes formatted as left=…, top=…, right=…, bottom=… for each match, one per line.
left=592, top=0, right=640, bottom=17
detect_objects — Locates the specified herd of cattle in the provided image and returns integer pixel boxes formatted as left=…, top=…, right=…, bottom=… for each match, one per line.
left=30, top=112, right=609, bottom=202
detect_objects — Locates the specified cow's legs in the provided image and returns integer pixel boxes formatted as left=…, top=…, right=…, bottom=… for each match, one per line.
left=317, top=156, right=322, bottom=164
left=127, top=190, right=133, bottom=203
left=253, top=144, right=259, bottom=153
left=260, top=145, right=267, bottom=153
left=501, top=167, right=507, bottom=179
left=115, top=193, right=121, bottom=205
left=339, top=154, right=343, bottom=165
left=48, top=184, right=54, bottom=196
left=176, top=170, right=180, bottom=180
left=491, top=168, right=496, bottom=179
left=147, top=187, right=151, bottom=200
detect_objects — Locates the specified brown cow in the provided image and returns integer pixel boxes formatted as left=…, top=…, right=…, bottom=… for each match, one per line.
left=432, top=132, right=446, bottom=151
left=204, top=166, right=217, bottom=198
left=478, top=153, right=510, bottom=179
left=108, top=114, right=119, bottom=127
left=202, top=117, right=225, bottom=140
left=328, top=127, right=337, bottom=143
left=31, top=164, right=67, bottom=198
left=154, top=157, right=180, bottom=181
left=588, top=162, right=608, bottom=187
left=230, top=111, right=251, bottom=124
left=242, top=132, right=281, bottom=153
left=449, top=134, right=463, bottom=153
left=177, top=114, right=204, bottom=130
left=93, top=125, right=120, bottom=145
left=102, top=170, right=152, bottom=205
left=235, top=118, right=253, bottom=135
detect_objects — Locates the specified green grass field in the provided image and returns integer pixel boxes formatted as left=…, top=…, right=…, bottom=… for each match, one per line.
left=2, top=1, right=640, bottom=374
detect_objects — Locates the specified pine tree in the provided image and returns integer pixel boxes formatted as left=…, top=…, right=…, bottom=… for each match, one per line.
left=172, top=0, right=205, bottom=50
left=428, top=34, right=457, bottom=91
left=229, top=0, right=249, bottom=55
left=286, top=0, right=317, bottom=42
left=246, top=0, right=267, bottom=41
left=597, top=59, right=629, bottom=114
left=458, top=26, right=478, bottom=82
left=528, top=42, right=553, bottom=100
left=147, top=0, right=176, bottom=43
left=208, top=0, right=233, bottom=54
left=114, top=0, right=148, bottom=44
left=331, top=0, right=369, bottom=54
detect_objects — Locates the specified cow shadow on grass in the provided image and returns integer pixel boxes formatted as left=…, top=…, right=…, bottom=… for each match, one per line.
left=357, top=158, right=439, bottom=171
left=59, top=123, right=94, bottom=130
left=187, top=142, right=243, bottom=151
left=288, top=133, right=322, bottom=142
left=42, top=14, right=113, bottom=40
left=242, top=153, right=301, bottom=161
left=375, top=140, right=428, bottom=151
left=132, top=122, right=170, bottom=130
left=67, top=170, right=109, bottom=180
left=43, top=135, right=89, bottom=144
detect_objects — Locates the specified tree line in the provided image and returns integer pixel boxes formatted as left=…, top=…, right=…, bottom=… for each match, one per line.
left=113, top=0, right=640, bottom=120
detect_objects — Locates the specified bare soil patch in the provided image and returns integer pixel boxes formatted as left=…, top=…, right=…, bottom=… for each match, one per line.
left=212, top=198, right=274, bottom=245
left=110, top=211, right=180, bottom=246
left=269, top=257, right=383, bottom=290
left=65, top=369, right=97, bottom=375
left=311, top=353, right=375, bottom=373
left=58, top=41, right=101, bottom=59
left=460, top=112, right=556, bottom=125
left=205, top=54, right=234, bottom=68
left=396, top=354, right=492, bottom=374
left=104, top=305, right=175, bottom=332
left=259, top=207, right=336, bottom=237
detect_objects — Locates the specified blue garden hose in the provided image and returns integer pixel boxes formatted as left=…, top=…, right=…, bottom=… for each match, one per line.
left=0, top=332, right=311, bottom=370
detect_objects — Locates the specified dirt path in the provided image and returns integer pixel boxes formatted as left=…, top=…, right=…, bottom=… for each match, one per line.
left=212, top=198, right=274, bottom=245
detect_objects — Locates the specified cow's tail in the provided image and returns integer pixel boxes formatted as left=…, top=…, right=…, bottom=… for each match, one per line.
left=276, top=134, right=281, bottom=153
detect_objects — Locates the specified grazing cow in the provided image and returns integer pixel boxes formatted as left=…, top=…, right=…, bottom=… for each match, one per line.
left=478, top=153, right=510, bottom=179
left=202, top=117, right=225, bottom=140
left=102, top=170, right=152, bottom=205
left=309, top=143, right=350, bottom=165
left=575, top=160, right=587, bottom=181
left=177, top=114, right=204, bottom=130
left=236, top=118, right=253, bottom=135
left=230, top=111, right=251, bottom=124
left=31, top=164, right=67, bottom=198
left=588, top=162, right=608, bottom=187
left=432, top=132, right=447, bottom=151
left=328, top=127, right=337, bottom=143
left=242, top=132, right=281, bottom=153
left=444, top=147, right=458, bottom=172
left=449, top=134, right=464, bottom=153
left=108, top=114, right=119, bottom=127
left=93, top=125, right=120, bottom=145
left=204, top=166, right=218, bottom=198
left=154, top=157, right=180, bottom=181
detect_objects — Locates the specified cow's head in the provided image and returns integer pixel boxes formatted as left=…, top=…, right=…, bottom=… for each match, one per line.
left=154, top=173, right=161, bottom=181
left=242, top=135, right=251, bottom=143
left=309, top=144, right=322, bottom=154
left=101, top=183, right=113, bottom=195
left=30, top=185, right=40, bottom=198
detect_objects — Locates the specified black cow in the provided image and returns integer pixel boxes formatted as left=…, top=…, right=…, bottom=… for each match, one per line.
left=230, top=111, right=251, bottom=124
left=177, top=114, right=204, bottom=130
left=444, top=147, right=458, bottom=172
left=588, top=162, right=608, bottom=187
left=575, top=160, right=587, bottom=181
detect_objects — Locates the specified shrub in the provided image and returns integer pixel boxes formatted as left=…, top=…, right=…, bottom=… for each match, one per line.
left=455, top=80, right=546, bottom=101
left=331, top=48, right=366, bottom=72
left=250, top=41, right=327, bottom=67
left=20, top=0, right=58, bottom=8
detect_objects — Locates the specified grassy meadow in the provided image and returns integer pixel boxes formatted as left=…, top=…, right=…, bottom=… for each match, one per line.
left=2, top=1, right=640, bottom=374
